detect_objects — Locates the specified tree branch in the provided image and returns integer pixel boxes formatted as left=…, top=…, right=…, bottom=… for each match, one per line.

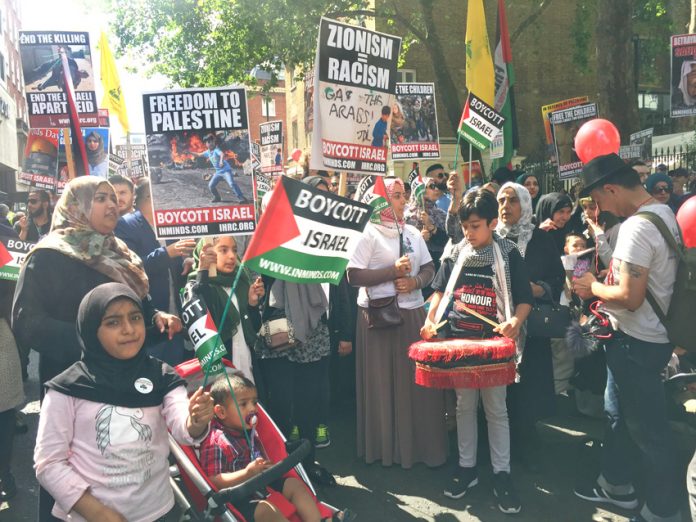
left=325, top=7, right=428, bottom=43
left=510, top=0, right=554, bottom=44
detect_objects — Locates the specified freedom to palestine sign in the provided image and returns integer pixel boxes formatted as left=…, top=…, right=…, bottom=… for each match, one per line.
left=459, top=93, right=505, bottom=151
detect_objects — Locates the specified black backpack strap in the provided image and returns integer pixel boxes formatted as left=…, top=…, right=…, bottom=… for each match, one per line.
left=634, top=211, right=679, bottom=324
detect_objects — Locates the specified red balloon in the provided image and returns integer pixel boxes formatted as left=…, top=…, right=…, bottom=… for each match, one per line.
left=290, top=148, right=302, bottom=162
left=574, top=119, right=621, bottom=163
left=677, top=196, right=696, bottom=248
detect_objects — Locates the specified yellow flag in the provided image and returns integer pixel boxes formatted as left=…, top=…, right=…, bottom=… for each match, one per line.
left=465, top=0, right=495, bottom=106
left=99, top=32, right=129, bottom=133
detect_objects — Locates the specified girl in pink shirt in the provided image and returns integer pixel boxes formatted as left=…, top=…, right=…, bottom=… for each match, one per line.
left=34, top=283, right=214, bottom=522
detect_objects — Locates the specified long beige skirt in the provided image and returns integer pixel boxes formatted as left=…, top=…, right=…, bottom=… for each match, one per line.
left=356, top=306, right=448, bottom=468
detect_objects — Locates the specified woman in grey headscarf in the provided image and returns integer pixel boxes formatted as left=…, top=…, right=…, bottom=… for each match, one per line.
left=496, top=182, right=565, bottom=469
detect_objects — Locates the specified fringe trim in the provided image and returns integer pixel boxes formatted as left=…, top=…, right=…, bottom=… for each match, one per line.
left=408, top=337, right=516, bottom=364
left=414, top=361, right=516, bottom=389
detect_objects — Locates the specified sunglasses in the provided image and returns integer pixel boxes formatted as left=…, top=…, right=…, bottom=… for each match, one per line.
left=427, top=183, right=439, bottom=190
left=652, top=187, right=672, bottom=194
left=27, top=199, right=39, bottom=204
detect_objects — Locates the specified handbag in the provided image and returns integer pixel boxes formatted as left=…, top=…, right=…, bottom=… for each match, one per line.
left=259, top=318, right=297, bottom=351
left=526, top=301, right=571, bottom=338
left=367, top=295, right=403, bottom=329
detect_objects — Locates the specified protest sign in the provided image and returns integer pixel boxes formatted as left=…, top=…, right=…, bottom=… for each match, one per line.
left=671, top=34, right=696, bottom=118
left=619, top=145, right=643, bottom=160
left=0, top=236, right=35, bottom=282
left=18, top=128, right=60, bottom=190
left=407, top=168, right=425, bottom=205
left=355, top=175, right=390, bottom=224
left=461, top=160, right=483, bottom=187
left=391, top=83, right=440, bottom=160
left=259, top=120, right=283, bottom=173
left=541, top=96, right=590, bottom=146
left=254, top=172, right=273, bottom=204
left=109, top=153, right=125, bottom=177
left=243, top=176, right=372, bottom=284
left=310, top=18, right=402, bottom=175
left=114, top=144, right=148, bottom=162
left=458, top=93, right=505, bottom=151
left=142, top=87, right=255, bottom=239
left=629, top=127, right=653, bottom=164
left=180, top=284, right=226, bottom=377
left=19, top=31, right=99, bottom=129
left=550, top=102, right=598, bottom=180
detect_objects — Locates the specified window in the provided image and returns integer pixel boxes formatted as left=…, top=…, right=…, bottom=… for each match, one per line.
left=262, top=98, right=276, bottom=117
left=396, top=69, right=416, bottom=83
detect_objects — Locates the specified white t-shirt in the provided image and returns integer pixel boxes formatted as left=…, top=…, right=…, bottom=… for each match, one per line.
left=348, top=223, right=432, bottom=310
left=605, top=203, right=679, bottom=343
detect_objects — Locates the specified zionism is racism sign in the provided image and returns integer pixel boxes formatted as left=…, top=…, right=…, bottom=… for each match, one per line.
left=243, top=176, right=372, bottom=284
left=310, top=18, right=402, bottom=175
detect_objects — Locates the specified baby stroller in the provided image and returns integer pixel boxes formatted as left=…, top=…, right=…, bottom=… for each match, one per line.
left=169, top=358, right=338, bottom=521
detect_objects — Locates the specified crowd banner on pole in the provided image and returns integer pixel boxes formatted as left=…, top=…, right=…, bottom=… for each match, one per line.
left=310, top=18, right=402, bottom=175
left=355, top=175, right=390, bottom=224
left=465, top=0, right=495, bottom=107
left=180, top=286, right=226, bottom=377
left=619, top=145, right=643, bottom=161
left=550, top=102, right=598, bottom=180
left=142, top=87, right=256, bottom=240
left=407, top=168, right=426, bottom=206
left=55, top=127, right=109, bottom=193
left=461, top=160, right=483, bottom=187
left=18, top=128, right=60, bottom=190
left=390, top=83, right=440, bottom=160
left=259, top=120, right=283, bottom=173
left=254, top=172, right=273, bottom=203
left=99, top=31, right=129, bottom=133
left=0, top=236, right=35, bottom=282
left=540, top=96, right=590, bottom=148
left=629, top=128, right=654, bottom=164
left=19, top=31, right=99, bottom=129
left=670, top=34, right=696, bottom=118
left=458, top=93, right=505, bottom=151
left=244, top=176, right=372, bottom=284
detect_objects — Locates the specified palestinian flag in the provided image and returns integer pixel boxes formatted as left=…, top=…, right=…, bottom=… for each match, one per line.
left=408, top=168, right=426, bottom=207
left=180, top=285, right=226, bottom=376
left=243, top=176, right=371, bottom=284
left=355, top=175, right=390, bottom=224
left=0, top=236, right=34, bottom=282
left=490, top=0, right=519, bottom=168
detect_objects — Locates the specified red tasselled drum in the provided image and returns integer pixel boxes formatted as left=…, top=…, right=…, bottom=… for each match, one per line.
left=408, top=337, right=516, bottom=389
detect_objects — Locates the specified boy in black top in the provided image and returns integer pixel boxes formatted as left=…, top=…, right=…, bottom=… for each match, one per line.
left=422, top=189, right=532, bottom=514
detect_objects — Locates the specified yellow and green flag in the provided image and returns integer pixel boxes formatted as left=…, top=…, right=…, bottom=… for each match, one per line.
left=465, top=0, right=495, bottom=106
left=99, top=32, right=129, bottom=133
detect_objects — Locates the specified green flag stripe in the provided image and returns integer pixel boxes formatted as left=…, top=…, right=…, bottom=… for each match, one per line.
left=246, top=246, right=348, bottom=284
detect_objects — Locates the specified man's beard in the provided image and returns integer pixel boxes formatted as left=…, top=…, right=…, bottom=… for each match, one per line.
left=30, top=206, right=46, bottom=219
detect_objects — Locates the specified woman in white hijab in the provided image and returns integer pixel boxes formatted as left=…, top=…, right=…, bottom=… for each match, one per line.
left=677, top=60, right=696, bottom=107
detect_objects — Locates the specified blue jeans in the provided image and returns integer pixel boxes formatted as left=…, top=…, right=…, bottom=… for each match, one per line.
left=208, top=168, right=245, bottom=200
left=599, top=333, right=680, bottom=521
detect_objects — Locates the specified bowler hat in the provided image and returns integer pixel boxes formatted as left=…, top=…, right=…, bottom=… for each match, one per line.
left=580, top=153, right=635, bottom=197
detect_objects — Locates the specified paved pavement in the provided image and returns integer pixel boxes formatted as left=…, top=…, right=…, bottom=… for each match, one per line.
left=2, top=352, right=693, bottom=522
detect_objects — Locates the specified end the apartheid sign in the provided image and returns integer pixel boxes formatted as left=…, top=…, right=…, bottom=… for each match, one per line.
left=458, top=93, right=505, bottom=151
left=243, top=176, right=372, bottom=284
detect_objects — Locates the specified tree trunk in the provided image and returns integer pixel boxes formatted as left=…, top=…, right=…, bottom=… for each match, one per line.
left=690, top=0, right=696, bottom=33
left=595, top=0, right=639, bottom=137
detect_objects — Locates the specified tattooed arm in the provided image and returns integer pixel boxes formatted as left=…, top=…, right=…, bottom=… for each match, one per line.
left=572, top=260, right=650, bottom=311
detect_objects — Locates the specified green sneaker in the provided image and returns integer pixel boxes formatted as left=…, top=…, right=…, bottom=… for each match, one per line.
left=315, top=424, right=331, bottom=448
left=288, top=425, right=300, bottom=442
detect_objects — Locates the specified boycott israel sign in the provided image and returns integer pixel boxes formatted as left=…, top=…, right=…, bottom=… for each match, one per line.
left=0, top=236, right=35, bottom=282
left=629, top=128, right=653, bottom=163
left=310, top=18, right=402, bottom=175
left=354, top=175, right=390, bottom=224
left=243, top=176, right=372, bottom=284
left=458, top=94, right=505, bottom=151
left=259, top=120, right=283, bottom=173
left=550, top=102, right=598, bottom=180
left=19, top=31, right=99, bottom=129
left=142, top=87, right=256, bottom=239
left=391, top=83, right=440, bottom=160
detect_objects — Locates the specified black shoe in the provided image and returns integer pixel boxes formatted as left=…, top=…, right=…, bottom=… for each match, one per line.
left=493, top=471, right=521, bottom=514
left=443, top=466, right=478, bottom=499
left=0, top=472, right=17, bottom=500
left=574, top=481, right=638, bottom=510
left=14, top=412, right=27, bottom=435
left=305, top=463, right=336, bottom=487
left=211, top=196, right=221, bottom=203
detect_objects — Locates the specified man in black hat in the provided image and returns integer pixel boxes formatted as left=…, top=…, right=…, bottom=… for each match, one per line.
left=572, top=153, right=682, bottom=522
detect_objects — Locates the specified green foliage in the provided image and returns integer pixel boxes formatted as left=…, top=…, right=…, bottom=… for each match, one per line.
left=571, top=0, right=595, bottom=73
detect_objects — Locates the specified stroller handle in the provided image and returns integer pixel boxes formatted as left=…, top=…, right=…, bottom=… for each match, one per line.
left=212, top=439, right=312, bottom=507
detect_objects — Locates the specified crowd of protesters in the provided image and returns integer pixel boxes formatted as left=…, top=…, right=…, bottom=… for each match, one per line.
left=0, top=154, right=695, bottom=521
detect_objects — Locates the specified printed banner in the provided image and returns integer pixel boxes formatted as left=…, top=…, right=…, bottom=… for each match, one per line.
left=254, top=172, right=273, bottom=203
left=0, top=236, right=35, bottom=282
left=407, top=168, right=425, bottom=205
left=458, top=93, right=505, bottom=151
left=671, top=34, right=696, bottom=118
left=390, top=83, right=440, bottom=160
left=462, top=160, right=483, bottom=187
left=629, top=128, right=653, bottom=164
left=114, top=144, right=148, bottom=162
left=180, top=285, right=226, bottom=377
left=244, top=176, right=372, bottom=284
left=310, top=18, right=402, bottom=175
left=354, top=175, right=390, bottom=224
left=18, top=128, right=60, bottom=190
left=142, top=87, right=256, bottom=239
left=19, top=31, right=99, bottom=128
left=259, top=120, right=283, bottom=173
left=541, top=96, right=590, bottom=146
left=550, top=102, right=598, bottom=180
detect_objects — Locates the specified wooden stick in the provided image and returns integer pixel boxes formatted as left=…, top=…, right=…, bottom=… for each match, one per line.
left=459, top=303, right=500, bottom=329
left=204, top=237, right=217, bottom=277
left=434, top=320, right=448, bottom=331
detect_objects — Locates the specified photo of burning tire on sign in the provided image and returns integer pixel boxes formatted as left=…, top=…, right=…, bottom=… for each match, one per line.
left=142, top=87, right=256, bottom=239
